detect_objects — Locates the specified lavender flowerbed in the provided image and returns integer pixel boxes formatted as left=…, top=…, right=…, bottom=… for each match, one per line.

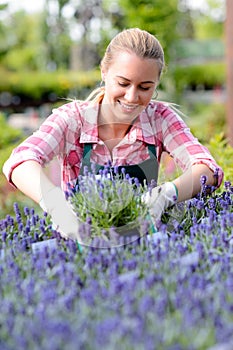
left=0, top=181, right=233, bottom=350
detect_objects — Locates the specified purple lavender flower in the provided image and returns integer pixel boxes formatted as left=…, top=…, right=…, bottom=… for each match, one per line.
left=24, top=206, right=30, bottom=216
left=1, top=231, right=7, bottom=242
left=0, top=174, right=232, bottom=350
left=121, top=167, right=126, bottom=175
left=83, top=165, right=89, bottom=176
left=98, top=190, right=104, bottom=200
left=200, top=174, right=207, bottom=186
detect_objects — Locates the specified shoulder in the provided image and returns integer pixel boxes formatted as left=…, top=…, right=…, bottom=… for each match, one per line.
left=145, top=100, right=186, bottom=123
left=51, top=100, right=91, bottom=117
left=146, top=100, right=177, bottom=115
left=48, top=100, right=99, bottom=125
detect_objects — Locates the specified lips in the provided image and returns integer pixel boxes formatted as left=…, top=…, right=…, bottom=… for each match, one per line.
left=118, top=101, right=138, bottom=112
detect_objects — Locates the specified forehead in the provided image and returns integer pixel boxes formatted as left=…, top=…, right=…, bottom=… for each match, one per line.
left=107, top=51, right=160, bottom=82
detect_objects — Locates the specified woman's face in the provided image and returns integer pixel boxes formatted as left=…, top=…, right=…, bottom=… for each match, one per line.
left=101, top=51, right=160, bottom=123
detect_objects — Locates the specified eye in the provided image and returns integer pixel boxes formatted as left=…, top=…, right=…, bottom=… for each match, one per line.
left=139, top=86, right=150, bottom=91
left=118, top=82, right=129, bottom=87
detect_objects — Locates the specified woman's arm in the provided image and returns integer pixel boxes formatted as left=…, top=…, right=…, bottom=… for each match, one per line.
left=143, top=163, right=221, bottom=227
left=11, top=160, right=81, bottom=241
left=11, top=160, right=54, bottom=203
left=173, top=163, right=217, bottom=203
left=154, top=102, right=224, bottom=189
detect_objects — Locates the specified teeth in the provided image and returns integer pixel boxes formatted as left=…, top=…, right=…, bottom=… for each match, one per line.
left=120, top=102, right=137, bottom=110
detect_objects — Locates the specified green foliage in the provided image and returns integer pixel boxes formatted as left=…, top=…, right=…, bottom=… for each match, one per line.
left=70, top=167, right=149, bottom=241
left=188, top=103, right=226, bottom=143
left=2, top=47, right=39, bottom=71
left=171, top=39, right=224, bottom=61
left=0, top=113, right=22, bottom=150
left=0, top=113, right=34, bottom=219
left=0, top=177, right=42, bottom=221
left=0, top=0, right=226, bottom=75
left=164, top=180, right=233, bottom=235
left=117, top=0, right=181, bottom=62
left=195, top=16, right=223, bottom=39
left=0, top=113, right=24, bottom=180
left=0, top=3, right=7, bottom=11
left=206, top=133, right=233, bottom=185
left=0, top=11, right=46, bottom=71
left=185, top=102, right=232, bottom=187
left=171, top=62, right=225, bottom=94
left=41, top=1, right=72, bottom=70
left=193, top=0, right=224, bottom=39
left=0, top=69, right=100, bottom=101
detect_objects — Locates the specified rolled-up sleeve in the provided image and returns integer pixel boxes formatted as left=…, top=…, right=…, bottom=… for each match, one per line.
left=153, top=103, right=224, bottom=188
left=3, top=101, right=82, bottom=187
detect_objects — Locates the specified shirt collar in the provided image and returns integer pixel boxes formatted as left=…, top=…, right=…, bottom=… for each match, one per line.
left=79, top=101, right=155, bottom=144
left=130, top=107, right=155, bottom=144
left=79, top=101, right=99, bottom=143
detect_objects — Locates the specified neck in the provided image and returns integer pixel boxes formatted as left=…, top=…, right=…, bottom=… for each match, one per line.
left=99, top=122, right=131, bottom=140
left=98, top=104, right=132, bottom=138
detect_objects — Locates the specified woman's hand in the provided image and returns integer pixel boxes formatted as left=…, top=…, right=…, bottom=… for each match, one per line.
left=142, top=182, right=178, bottom=225
left=10, top=160, right=81, bottom=242
left=40, top=187, right=81, bottom=241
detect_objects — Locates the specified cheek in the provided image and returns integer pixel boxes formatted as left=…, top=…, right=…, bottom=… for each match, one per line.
left=106, top=82, right=124, bottom=98
left=142, top=91, right=154, bottom=105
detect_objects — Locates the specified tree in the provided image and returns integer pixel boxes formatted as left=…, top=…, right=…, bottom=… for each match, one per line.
left=0, top=3, right=10, bottom=59
left=0, top=10, right=46, bottom=71
left=41, top=0, right=72, bottom=70
left=42, top=0, right=110, bottom=70
left=116, top=0, right=182, bottom=63
left=70, top=0, right=106, bottom=70
left=184, top=0, right=225, bottom=39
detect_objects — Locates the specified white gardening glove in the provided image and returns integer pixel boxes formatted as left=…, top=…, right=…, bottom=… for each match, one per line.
left=142, top=182, right=178, bottom=226
left=39, top=187, right=81, bottom=242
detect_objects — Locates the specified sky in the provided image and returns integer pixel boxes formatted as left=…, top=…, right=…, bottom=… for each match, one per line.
left=1, top=0, right=210, bottom=14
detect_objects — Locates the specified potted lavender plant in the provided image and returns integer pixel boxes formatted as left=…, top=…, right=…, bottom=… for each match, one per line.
left=68, top=165, right=153, bottom=247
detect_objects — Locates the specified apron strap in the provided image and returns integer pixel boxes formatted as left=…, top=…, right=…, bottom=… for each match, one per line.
left=83, top=143, right=156, bottom=161
left=148, top=143, right=156, bottom=157
left=79, top=142, right=158, bottom=185
left=83, top=143, right=92, bottom=158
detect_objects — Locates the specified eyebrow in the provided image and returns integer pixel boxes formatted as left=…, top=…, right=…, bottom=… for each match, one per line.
left=116, top=75, right=155, bottom=84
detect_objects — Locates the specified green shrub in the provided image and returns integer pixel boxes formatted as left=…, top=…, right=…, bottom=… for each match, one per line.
left=0, top=63, right=226, bottom=104
left=0, top=113, right=24, bottom=170
left=171, top=62, right=225, bottom=94
left=184, top=103, right=232, bottom=187
left=206, top=133, right=233, bottom=185
left=188, top=103, right=226, bottom=144
left=0, top=69, right=100, bottom=101
left=0, top=113, right=35, bottom=219
left=0, top=113, right=23, bottom=150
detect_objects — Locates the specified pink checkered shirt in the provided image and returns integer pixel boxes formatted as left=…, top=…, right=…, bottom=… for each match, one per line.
left=3, top=100, right=223, bottom=191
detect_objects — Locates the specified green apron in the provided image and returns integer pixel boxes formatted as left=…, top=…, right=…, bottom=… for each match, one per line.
left=79, top=142, right=159, bottom=185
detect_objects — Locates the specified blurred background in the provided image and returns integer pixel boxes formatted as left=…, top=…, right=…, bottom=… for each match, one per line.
left=0, top=0, right=232, bottom=218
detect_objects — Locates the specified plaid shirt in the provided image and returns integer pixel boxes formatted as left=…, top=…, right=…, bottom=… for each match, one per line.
left=3, top=100, right=223, bottom=191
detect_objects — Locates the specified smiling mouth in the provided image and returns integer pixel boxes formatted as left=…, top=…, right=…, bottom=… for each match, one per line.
left=118, top=101, right=139, bottom=112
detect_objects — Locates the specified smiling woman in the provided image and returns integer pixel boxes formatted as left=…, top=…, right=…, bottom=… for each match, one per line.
left=3, top=28, right=223, bottom=244
left=99, top=51, right=159, bottom=128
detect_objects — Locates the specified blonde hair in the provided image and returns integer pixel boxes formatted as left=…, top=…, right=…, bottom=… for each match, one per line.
left=86, top=28, right=165, bottom=103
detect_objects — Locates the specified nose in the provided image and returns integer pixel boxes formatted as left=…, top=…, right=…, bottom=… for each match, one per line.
left=124, top=86, right=139, bottom=103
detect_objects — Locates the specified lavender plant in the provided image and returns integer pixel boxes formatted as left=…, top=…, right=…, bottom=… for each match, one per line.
left=0, top=178, right=232, bottom=350
left=0, top=202, right=55, bottom=245
left=162, top=176, right=233, bottom=235
left=68, top=164, right=150, bottom=241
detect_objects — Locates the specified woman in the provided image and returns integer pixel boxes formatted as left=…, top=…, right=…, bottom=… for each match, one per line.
left=3, top=28, right=223, bottom=241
